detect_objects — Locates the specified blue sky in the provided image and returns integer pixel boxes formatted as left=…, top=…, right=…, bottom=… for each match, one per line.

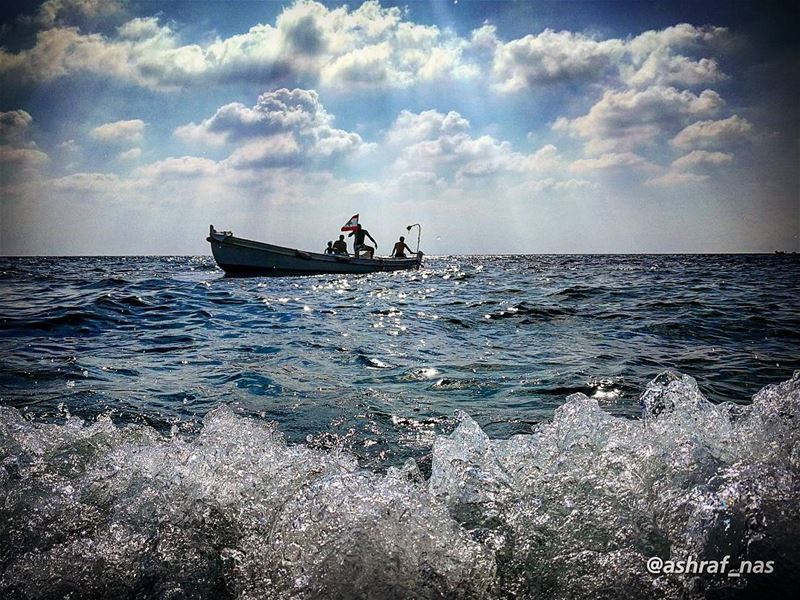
left=0, top=0, right=797, bottom=255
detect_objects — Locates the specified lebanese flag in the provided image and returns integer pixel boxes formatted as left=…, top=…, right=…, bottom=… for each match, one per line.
left=341, top=214, right=359, bottom=231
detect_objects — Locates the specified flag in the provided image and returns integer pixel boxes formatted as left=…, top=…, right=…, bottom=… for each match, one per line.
left=341, top=214, right=359, bottom=231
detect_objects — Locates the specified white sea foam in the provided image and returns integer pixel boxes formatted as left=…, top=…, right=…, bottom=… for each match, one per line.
left=1, top=371, right=798, bottom=598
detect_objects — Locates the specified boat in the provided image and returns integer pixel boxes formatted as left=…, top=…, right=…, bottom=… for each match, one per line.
left=207, top=225, right=423, bottom=276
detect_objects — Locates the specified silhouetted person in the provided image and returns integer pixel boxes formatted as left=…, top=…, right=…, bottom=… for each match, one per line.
left=348, top=224, right=377, bottom=258
left=332, top=235, right=348, bottom=255
left=392, top=236, right=413, bottom=258
left=324, top=241, right=334, bottom=254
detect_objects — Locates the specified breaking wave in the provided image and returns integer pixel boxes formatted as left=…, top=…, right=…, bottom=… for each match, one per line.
left=2, top=371, right=799, bottom=599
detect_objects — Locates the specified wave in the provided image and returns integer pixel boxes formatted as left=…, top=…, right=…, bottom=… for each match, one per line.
left=484, top=302, right=574, bottom=322
left=1, top=371, right=798, bottom=598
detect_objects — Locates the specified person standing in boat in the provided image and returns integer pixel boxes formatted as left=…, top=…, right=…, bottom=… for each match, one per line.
left=391, top=236, right=413, bottom=258
left=349, top=224, right=377, bottom=258
left=332, top=235, right=348, bottom=255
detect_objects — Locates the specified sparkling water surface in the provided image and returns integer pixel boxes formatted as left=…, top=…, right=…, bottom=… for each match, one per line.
left=1, top=254, right=797, bottom=463
left=1, top=254, right=799, bottom=598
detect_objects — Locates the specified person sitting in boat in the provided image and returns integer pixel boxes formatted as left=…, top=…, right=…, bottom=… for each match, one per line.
left=324, top=241, right=334, bottom=254
left=348, top=224, right=377, bottom=258
left=391, top=236, right=413, bottom=258
left=332, top=235, right=348, bottom=255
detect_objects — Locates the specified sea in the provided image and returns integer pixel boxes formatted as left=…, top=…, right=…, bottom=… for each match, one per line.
left=1, top=254, right=798, bottom=599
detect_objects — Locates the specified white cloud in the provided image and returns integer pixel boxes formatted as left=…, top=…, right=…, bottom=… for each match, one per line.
left=622, top=24, right=728, bottom=88
left=0, top=1, right=478, bottom=91
left=0, top=2, right=732, bottom=98
left=134, top=156, right=219, bottom=181
left=386, top=109, right=470, bottom=145
left=118, top=147, right=141, bottom=160
left=490, top=23, right=728, bottom=92
left=645, top=171, right=709, bottom=187
left=49, top=171, right=126, bottom=193
left=553, top=86, right=724, bottom=153
left=0, top=145, right=49, bottom=165
left=626, top=23, right=726, bottom=58
left=0, top=111, right=48, bottom=170
left=569, top=152, right=650, bottom=172
left=643, top=148, right=733, bottom=187
left=671, top=115, right=753, bottom=149
left=389, top=170, right=445, bottom=187
left=225, top=134, right=301, bottom=168
left=173, top=122, right=228, bottom=147
left=174, top=88, right=366, bottom=165
left=58, top=139, right=80, bottom=152
left=671, top=150, right=733, bottom=170
left=28, top=0, right=125, bottom=28
left=176, top=89, right=331, bottom=144
left=524, top=144, right=564, bottom=172
left=321, top=42, right=392, bottom=86
left=0, top=27, right=133, bottom=86
left=90, top=119, right=145, bottom=143
left=387, top=109, right=567, bottom=187
left=623, top=50, right=726, bottom=88
left=117, top=17, right=163, bottom=41
left=0, top=110, right=34, bottom=144
left=512, top=177, right=596, bottom=195
left=492, top=29, right=625, bottom=91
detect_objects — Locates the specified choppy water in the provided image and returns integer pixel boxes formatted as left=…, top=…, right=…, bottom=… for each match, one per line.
left=1, top=254, right=799, bottom=598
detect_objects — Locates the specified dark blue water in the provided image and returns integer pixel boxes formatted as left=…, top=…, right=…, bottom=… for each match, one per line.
left=1, top=254, right=799, bottom=598
left=1, top=255, right=798, bottom=459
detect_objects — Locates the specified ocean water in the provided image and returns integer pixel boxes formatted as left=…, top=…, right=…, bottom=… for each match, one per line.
left=1, top=254, right=799, bottom=598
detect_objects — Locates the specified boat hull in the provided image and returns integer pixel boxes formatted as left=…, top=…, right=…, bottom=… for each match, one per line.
left=207, top=228, right=421, bottom=276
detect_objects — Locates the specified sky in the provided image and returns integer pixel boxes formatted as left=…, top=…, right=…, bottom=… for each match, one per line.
left=0, top=0, right=797, bottom=255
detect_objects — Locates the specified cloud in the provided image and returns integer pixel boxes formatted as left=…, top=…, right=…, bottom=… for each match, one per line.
left=175, top=88, right=366, bottom=165
left=48, top=171, right=125, bottom=193
left=0, top=27, right=134, bottom=86
left=553, top=86, right=724, bottom=153
left=0, top=146, right=49, bottom=166
left=670, top=115, right=753, bottom=149
left=387, top=109, right=567, bottom=186
left=623, top=50, right=726, bottom=88
left=117, top=17, right=163, bottom=41
left=173, top=122, right=228, bottom=147
left=671, top=150, right=733, bottom=170
left=644, top=171, right=709, bottom=187
left=569, top=152, right=650, bottom=172
left=133, top=156, right=220, bottom=181
left=0, top=110, right=34, bottom=144
left=58, top=139, right=80, bottom=152
left=489, top=23, right=728, bottom=92
left=0, top=1, right=733, bottom=99
left=90, top=119, right=145, bottom=143
left=626, top=23, right=727, bottom=60
left=0, top=1, right=477, bottom=91
left=643, top=148, right=733, bottom=187
left=386, top=109, right=470, bottom=146
left=176, top=89, right=332, bottom=144
left=225, top=134, right=301, bottom=168
left=321, top=42, right=393, bottom=86
left=492, top=29, right=625, bottom=91
left=622, top=24, right=728, bottom=88
left=512, top=177, right=596, bottom=195
left=118, top=147, right=141, bottom=160
left=0, top=110, right=49, bottom=171
left=26, top=0, right=125, bottom=28
left=389, top=170, right=445, bottom=187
